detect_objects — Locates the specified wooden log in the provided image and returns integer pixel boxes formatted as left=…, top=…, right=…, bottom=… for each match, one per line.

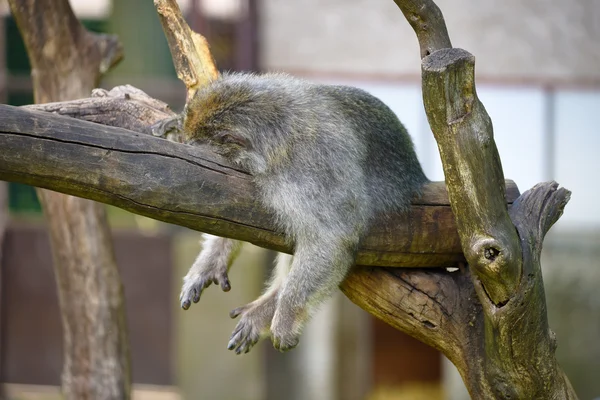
left=0, top=104, right=519, bottom=268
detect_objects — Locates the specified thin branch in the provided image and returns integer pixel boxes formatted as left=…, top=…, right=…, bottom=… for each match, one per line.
left=154, top=0, right=218, bottom=101
left=510, top=181, right=571, bottom=244
left=393, top=0, right=452, bottom=58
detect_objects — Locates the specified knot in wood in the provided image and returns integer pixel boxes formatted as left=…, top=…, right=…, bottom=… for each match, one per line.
left=484, top=247, right=500, bottom=261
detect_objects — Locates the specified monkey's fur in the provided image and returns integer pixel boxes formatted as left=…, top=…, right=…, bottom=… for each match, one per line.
left=179, top=72, right=428, bottom=354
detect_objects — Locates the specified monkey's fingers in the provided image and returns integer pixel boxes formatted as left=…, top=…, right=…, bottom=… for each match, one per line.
left=227, top=320, right=260, bottom=355
left=179, top=277, right=211, bottom=310
left=148, top=114, right=183, bottom=138
left=229, top=305, right=249, bottom=319
left=215, top=273, right=231, bottom=292
left=179, top=288, right=198, bottom=310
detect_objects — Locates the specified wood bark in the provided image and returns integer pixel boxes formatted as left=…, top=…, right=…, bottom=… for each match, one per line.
left=7, top=1, right=131, bottom=399
left=0, top=181, right=7, bottom=399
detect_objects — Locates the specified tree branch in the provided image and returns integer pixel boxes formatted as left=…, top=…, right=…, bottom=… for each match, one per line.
left=392, top=0, right=452, bottom=58
left=422, top=48, right=522, bottom=306
left=8, top=0, right=122, bottom=101
left=341, top=267, right=476, bottom=361
left=387, top=0, right=578, bottom=398
left=472, top=182, right=575, bottom=399
left=154, top=0, right=218, bottom=101
left=24, top=85, right=180, bottom=140
left=0, top=102, right=518, bottom=268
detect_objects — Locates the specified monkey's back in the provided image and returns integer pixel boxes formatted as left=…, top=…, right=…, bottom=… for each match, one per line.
left=310, top=84, right=428, bottom=214
left=190, top=73, right=428, bottom=227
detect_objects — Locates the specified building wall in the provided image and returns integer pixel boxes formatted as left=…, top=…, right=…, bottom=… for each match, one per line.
left=261, top=0, right=600, bottom=83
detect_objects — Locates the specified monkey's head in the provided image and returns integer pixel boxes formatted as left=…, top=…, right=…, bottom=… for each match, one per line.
left=183, top=73, right=293, bottom=174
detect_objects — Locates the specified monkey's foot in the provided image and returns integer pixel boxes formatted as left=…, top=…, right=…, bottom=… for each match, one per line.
left=270, top=309, right=302, bottom=352
left=179, top=266, right=231, bottom=310
left=227, top=299, right=275, bottom=355
left=271, top=330, right=300, bottom=352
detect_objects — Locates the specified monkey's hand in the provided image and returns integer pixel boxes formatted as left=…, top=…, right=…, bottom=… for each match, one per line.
left=179, top=263, right=231, bottom=310
left=180, top=236, right=241, bottom=310
left=148, top=114, right=184, bottom=139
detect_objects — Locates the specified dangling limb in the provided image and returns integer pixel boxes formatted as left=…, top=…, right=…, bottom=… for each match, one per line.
left=270, top=234, right=357, bottom=351
left=180, top=235, right=242, bottom=309
left=227, top=253, right=292, bottom=354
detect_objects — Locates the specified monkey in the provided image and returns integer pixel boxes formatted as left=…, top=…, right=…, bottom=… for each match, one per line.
left=178, top=72, right=428, bottom=354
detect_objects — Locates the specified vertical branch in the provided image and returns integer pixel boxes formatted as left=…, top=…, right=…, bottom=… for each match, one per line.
left=149, top=0, right=220, bottom=141
left=421, top=49, right=522, bottom=306
left=392, top=0, right=452, bottom=58
left=154, top=0, right=219, bottom=101
left=7, top=1, right=130, bottom=399
left=392, top=0, right=577, bottom=398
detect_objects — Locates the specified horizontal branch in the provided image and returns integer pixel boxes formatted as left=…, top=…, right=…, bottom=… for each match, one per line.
left=23, top=85, right=179, bottom=140
left=340, top=266, right=477, bottom=364
left=0, top=104, right=519, bottom=267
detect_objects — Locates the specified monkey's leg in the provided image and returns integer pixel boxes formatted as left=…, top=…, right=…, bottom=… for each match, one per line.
left=227, top=253, right=292, bottom=355
left=179, top=235, right=242, bottom=309
left=270, top=237, right=356, bottom=351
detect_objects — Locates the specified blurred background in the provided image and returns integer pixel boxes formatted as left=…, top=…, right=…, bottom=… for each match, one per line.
left=0, top=0, right=598, bottom=399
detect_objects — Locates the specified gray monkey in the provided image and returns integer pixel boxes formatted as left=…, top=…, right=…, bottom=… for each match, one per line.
left=178, top=72, right=428, bottom=354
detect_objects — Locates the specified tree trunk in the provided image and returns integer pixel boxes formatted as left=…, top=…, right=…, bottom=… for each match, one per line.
left=7, top=1, right=131, bottom=399
left=0, top=181, right=7, bottom=400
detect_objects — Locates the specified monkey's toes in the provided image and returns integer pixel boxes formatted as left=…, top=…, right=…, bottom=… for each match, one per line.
left=227, top=319, right=261, bottom=355
left=229, top=304, right=251, bottom=319
left=271, top=332, right=300, bottom=352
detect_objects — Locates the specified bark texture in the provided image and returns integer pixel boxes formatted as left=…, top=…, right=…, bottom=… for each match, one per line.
left=7, top=1, right=131, bottom=399
left=0, top=182, right=7, bottom=399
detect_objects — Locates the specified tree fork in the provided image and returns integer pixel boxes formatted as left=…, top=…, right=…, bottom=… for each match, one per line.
left=383, top=0, right=577, bottom=397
